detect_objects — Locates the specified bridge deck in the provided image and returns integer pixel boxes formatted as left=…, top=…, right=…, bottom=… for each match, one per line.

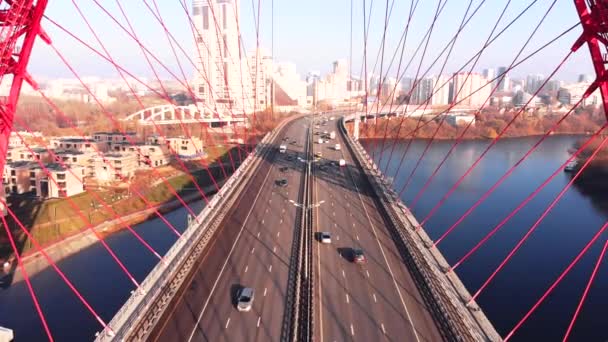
left=150, top=119, right=306, bottom=341
left=313, top=118, right=443, bottom=341
left=147, top=115, right=446, bottom=341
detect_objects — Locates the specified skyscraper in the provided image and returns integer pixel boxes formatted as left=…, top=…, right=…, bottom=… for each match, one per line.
left=192, top=0, right=254, bottom=116
left=451, top=72, right=491, bottom=108
left=496, top=66, right=510, bottom=92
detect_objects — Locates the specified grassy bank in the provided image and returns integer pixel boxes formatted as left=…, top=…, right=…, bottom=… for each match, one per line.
left=1, top=160, right=233, bottom=261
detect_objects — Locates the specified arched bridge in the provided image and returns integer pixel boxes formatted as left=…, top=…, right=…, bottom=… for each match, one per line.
left=122, top=105, right=247, bottom=126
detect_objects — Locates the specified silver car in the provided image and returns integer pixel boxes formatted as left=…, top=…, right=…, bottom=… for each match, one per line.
left=236, top=287, right=254, bottom=312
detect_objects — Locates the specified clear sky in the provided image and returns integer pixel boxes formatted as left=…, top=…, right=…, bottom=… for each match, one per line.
left=28, top=0, right=592, bottom=83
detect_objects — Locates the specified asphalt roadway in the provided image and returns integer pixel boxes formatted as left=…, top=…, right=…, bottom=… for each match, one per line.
left=150, top=114, right=444, bottom=342
left=312, top=115, right=443, bottom=342
left=151, top=117, right=310, bottom=342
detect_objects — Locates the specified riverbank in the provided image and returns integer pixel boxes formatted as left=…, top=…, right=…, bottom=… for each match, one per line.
left=347, top=111, right=604, bottom=140
left=1, top=181, right=220, bottom=284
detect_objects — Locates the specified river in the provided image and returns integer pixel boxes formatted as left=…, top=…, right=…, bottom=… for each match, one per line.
left=0, top=135, right=606, bottom=341
left=362, top=135, right=607, bottom=341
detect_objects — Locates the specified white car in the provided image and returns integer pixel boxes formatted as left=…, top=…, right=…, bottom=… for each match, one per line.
left=339, top=159, right=346, bottom=166
left=319, top=232, right=332, bottom=244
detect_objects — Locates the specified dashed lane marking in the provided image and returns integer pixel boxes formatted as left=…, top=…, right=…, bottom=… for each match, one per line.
left=244, top=265, right=248, bottom=273
left=225, top=318, right=230, bottom=329
left=264, top=288, right=267, bottom=296
left=373, top=293, right=377, bottom=303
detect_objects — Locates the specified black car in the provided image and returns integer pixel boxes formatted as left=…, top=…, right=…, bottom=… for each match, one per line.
left=276, top=179, right=288, bottom=187
left=279, top=166, right=289, bottom=172
left=352, top=249, right=366, bottom=264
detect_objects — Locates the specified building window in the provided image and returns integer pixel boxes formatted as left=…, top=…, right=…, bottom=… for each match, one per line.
left=30, top=180, right=35, bottom=186
left=29, top=172, right=35, bottom=178
left=58, top=182, right=66, bottom=189
left=10, top=170, right=15, bottom=176
left=72, top=157, right=77, bottom=162
left=57, top=173, right=66, bottom=180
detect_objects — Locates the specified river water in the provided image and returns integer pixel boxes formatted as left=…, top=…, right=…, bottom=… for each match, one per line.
left=0, top=135, right=606, bottom=341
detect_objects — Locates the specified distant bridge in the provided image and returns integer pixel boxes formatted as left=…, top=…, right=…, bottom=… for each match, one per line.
left=122, top=105, right=247, bottom=126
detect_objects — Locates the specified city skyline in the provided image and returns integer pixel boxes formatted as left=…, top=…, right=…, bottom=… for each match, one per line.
left=26, top=1, right=592, bottom=82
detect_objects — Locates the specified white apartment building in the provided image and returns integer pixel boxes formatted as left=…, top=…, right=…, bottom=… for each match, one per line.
left=192, top=0, right=255, bottom=116
left=410, top=75, right=450, bottom=106
left=93, top=132, right=138, bottom=149
left=147, top=135, right=204, bottom=158
left=54, top=151, right=95, bottom=167
left=138, top=145, right=171, bottom=168
left=451, top=72, right=491, bottom=108
left=89, top=153, right=138, bottom=183
left=6, top=147, right=53, bottom=164
left=445, top=113, right=476, bottom=127
left=51, top=137, right=106, bottom=153
left=273, top=63, right=309, bottom=110
left=3, top=161, right=36, bottom=194
left=249, top=48, right=273, bottom=111
left=314, top=60, right=360, bottom=104
left=33, top=163, right=86, bottom=199
left=558, top=83, right=601, bottom=107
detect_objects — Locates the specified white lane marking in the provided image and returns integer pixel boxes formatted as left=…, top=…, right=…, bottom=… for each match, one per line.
left=269, top=265, right=273, bottom=272
left=373, top=293, right=377, bottom=303
left=352, top=223, right=355, bottom=227
left=347, top=203, right=350, bottom=207
left=366, top=270, right=370, bottom=278
left=346, top=165, right=421, bottom=342
left=264, top=287, right=268, bottom=296
left=333, top=212, right=335, bottom=216
left=251, top=247, right=255, bottom=254
left=225, top=318, right=231, bottom=329
left=350, top=324, right=355, bottom=336
left=244, top=265, right=248, bottom=273
left=280, top=219, right=283, bottom=224
left=282, top=208, right=285, bottom=213
left=257, top=316, right=261, bottom=328
left=342, top=269, right=345, bottom=278
left=277, top=231, right=281, bottom=237
left=186, top=153, right=276, bottom=342
left=337, top=235, right=340, bottom=241
left=269, top=199, right=272, bottom=203
left=356, top=235, right=359, bottom=241
left=262, top=219, right=265, bottom=224
left=334, top=223, right=337, bottom=227
left=273, top=246, right=277, bottom=253
left=331, top=202, right=334, bottom=206
left=345, top=294, right=350, bottom=304
left=266, top=208, right=268, bottom=213
left=381, top=323, right=386, bottom=334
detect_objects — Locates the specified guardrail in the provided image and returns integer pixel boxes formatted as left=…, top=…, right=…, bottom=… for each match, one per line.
left=95, top=118, right=295, bottom=341
left=339, top=114, right=501, bottom=341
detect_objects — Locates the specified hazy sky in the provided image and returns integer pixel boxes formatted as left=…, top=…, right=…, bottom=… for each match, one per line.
left=28, top=0, right=592, bottom=84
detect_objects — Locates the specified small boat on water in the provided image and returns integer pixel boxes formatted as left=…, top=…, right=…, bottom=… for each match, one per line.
left=564, top=160, right=578, bottom=172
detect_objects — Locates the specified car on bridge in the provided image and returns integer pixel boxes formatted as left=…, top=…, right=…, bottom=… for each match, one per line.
left=279, top=166, right=289, bottom=172
left=319, top=232, right=332, bottom=244
left=276, top=179, right=288, bottom=187
left=236, top=287, right=255, bottom=312
left=352, top=248, right=366, bottom=264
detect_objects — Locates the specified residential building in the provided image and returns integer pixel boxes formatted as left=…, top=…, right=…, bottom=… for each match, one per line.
left=33, top=163, right=86, bottom=199
left=450, top=72, right=491, bottom=108
left=445, top=113, right=476, bottom=126
left=513, top=90, right=541, bottom=107
left=273, top=63, right=309, bottom=111
left=496, top=66, right=510, bottom=92
left=3, top=161, right=36, bottom=194
left=89, top=153, right=138, bottom=183
left=54, top=151, right=95, bottom=167
left=6, top=147, right=53, bottom=164
left=51, top=137, right=106, bottom=153
left=558, top=83, right=600, bottom=107
left=410, top=75, right=450, bottom=106
left=93, top=132, right=138, bottom=149
left=147, top=135, right=204, bottom=158
left=192, top=0, right=254, bottom=116
left=525, top=74, right=544, bottom=94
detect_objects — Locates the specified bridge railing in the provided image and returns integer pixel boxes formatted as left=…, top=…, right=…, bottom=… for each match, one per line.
left=340, top=114, right=501, bottom=341
left=95, top=123, right=287, bottom=341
